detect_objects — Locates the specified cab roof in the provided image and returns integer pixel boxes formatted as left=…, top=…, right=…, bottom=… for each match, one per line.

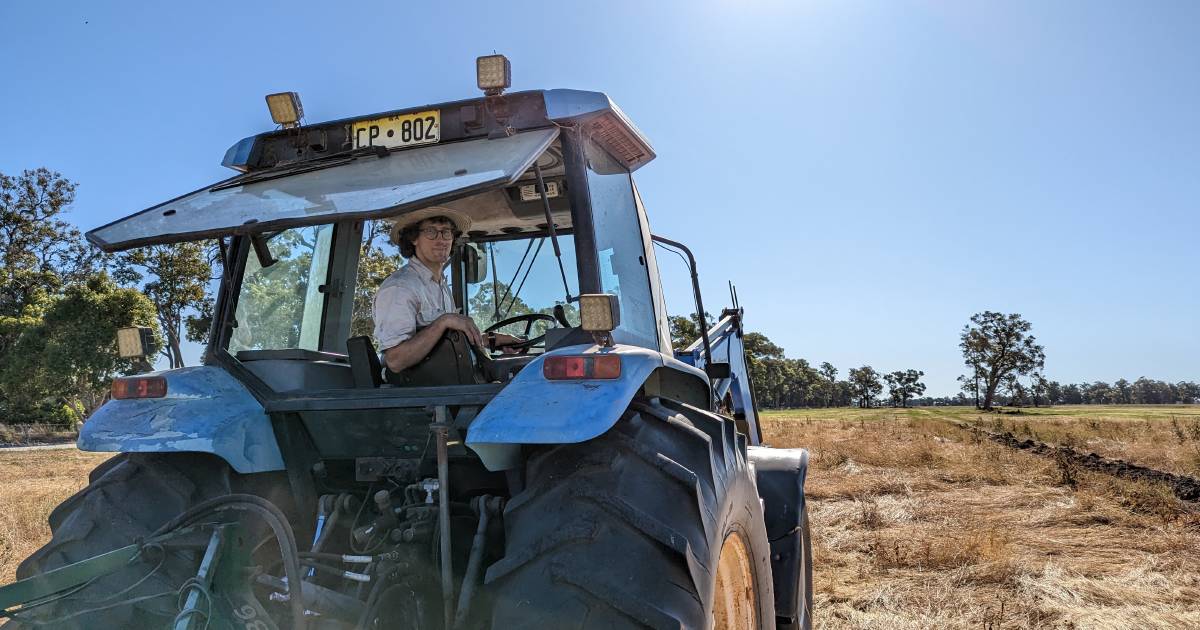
left=86, top=90, right=654, bottom=252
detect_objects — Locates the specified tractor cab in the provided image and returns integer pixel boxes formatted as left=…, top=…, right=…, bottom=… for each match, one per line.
left=88, top=83, right=672, bottom=396
left=81, top=58, right=753, bottom=470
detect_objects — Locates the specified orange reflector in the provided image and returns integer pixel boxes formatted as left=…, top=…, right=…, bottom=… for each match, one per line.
left=112, top=376, right=167, bottom=399
left=543, top=355, right=622, bottom=380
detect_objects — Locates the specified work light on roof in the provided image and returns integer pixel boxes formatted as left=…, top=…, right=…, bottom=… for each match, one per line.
left=265, top=91, right=304, bottom=128
left=476, top=54, right=511, bottom=95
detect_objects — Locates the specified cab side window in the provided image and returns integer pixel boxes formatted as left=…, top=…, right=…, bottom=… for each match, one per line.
left=229, top=225, right=334, bottom=352
left=585, top=140, right=659, bottom=351
left=352, top=220, right=405, bottom=339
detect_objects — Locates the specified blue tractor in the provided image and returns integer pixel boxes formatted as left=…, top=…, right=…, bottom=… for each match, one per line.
left=4, top=56, right=811, bottom=630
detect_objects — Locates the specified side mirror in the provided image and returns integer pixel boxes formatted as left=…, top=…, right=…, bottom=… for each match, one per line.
left=116, top=327, right=154, bottom=358
left=463, top=244, right=487, bottom=284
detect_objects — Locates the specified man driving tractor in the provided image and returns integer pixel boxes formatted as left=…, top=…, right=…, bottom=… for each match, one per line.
left=373, top=207, right=523, bottom=377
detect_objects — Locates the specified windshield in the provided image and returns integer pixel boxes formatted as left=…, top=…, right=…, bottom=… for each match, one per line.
left=465, top=236, right=580, bottom=341
left=229, top=225, right=333, bottom=352
left=351, top=220, right=580, bottom=353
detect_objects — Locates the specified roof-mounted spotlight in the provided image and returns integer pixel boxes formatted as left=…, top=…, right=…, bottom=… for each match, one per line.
left=476, top=54, right=511, bottom=96
left=265, top=91, right=304, bottom=128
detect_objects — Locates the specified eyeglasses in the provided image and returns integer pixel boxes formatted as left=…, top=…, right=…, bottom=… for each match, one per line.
left=419, top=227, right=457, bottom=241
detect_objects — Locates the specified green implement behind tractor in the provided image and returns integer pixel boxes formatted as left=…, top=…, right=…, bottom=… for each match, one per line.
left=1, top=56, right=812, bottom=629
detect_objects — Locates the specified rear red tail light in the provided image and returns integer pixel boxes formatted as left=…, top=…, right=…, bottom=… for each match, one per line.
left=112, top=376, right=167, bottom=399
left=543, top=355, right=622, bottom=380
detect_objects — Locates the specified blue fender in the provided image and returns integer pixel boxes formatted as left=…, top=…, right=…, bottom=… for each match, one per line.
left=466, top=343, right=709, bottom=470
left=79, top=366, right=284, bottom=474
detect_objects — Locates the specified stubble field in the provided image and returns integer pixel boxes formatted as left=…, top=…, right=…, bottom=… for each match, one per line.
left=761, top=405, right=1200, bottom=629
left=0, top=449, right=112, bottom=585
left=1, top=405, right=1198, bottom=628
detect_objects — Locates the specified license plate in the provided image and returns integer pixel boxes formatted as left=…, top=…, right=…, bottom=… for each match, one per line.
left=352, top=110, right=440, bottom=150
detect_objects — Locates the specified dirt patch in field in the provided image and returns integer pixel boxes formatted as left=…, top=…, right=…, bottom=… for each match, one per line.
left=964, top=407, right=1200, bottom=477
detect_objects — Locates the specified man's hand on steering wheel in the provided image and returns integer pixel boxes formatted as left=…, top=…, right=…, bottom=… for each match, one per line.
left=488, top=332, right=527, bottom=354
left=484, top=313, right=558, bottom=354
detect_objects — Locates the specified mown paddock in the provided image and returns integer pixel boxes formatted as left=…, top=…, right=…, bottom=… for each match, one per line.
left=949, top=405, right=1200, bottom=477
left=760, top=405, right=1200, bottom=629
left=0, top=406, right=1197, bottom=628
left=0, top=449, right=111, bottom=585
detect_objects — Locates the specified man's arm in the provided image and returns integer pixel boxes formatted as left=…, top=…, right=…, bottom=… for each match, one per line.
left=490, top=332, right=526, bottom=350
left=383, top=313, right=484, bottom=373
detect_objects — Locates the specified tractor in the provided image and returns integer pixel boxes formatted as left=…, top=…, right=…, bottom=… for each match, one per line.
left=1, top=56, right=812, bottom=629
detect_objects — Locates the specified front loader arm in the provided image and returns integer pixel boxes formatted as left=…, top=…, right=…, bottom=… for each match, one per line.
left=675, top=310, right=762, bottom=445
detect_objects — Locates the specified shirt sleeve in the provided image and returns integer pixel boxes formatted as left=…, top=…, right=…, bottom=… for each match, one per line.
left=373, top=283, right=421, bottom=351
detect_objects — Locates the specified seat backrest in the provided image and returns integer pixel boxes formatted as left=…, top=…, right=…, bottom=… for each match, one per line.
left=384, top=330, right=481, bottom=387
left=346, top=336, right=383, bottom=388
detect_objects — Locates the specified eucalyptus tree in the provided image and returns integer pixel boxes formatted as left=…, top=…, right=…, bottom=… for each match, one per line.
left=849, top=365, right=883, bottom=408
left=884, top=369, right=926, bottom=407
left=959, top=311, right=1045, bottom=410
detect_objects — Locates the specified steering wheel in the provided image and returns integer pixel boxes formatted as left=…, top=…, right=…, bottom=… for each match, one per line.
left=484, top=313, right=559, bottom=354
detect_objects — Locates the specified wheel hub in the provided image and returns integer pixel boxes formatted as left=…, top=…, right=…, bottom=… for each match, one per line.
left=712, top=531, right=758, bottom=629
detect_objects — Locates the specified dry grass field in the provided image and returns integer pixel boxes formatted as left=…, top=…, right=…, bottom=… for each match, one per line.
left=762, top=406, right=1200, bottom=629
left=0, top=449, right=111, bottom=585
left=1, top=406, right=1198, bottom=629
left=956, top=406, right=1200, bottom=477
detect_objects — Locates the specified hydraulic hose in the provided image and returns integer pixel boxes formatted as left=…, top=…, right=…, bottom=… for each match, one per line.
left=150, top=494, right=306, bottom=630
left=310, top=494, right=340, bottom=554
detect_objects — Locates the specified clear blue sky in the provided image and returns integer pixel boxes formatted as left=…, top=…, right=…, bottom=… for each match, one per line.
left=2, top=1, right=1196, bottom=396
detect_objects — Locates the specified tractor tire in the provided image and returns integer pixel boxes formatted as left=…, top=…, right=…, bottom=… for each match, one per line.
left=13, top=452, right=278, bottom=629
left=487, top=397, right=776, bottom=629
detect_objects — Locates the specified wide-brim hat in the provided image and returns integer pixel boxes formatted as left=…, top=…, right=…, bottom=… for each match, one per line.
left=387, top=206, right=473, bottom=245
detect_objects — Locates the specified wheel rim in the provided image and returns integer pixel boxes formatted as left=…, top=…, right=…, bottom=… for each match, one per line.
left=712, top=531, right=758, bottom=629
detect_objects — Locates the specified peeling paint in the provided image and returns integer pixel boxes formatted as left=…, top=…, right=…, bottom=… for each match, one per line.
left=80, top=366, right=284, bottom=473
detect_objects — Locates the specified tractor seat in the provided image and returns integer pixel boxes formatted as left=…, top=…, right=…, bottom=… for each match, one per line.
left=347, top=332, right=481, bottom=388
left=346, top=336, right=384, bottom=388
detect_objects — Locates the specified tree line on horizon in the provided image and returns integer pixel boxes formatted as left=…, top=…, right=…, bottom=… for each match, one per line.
left=3, top=168, right=1193, bottom=426
left=950, top=376, right=1200, bottom=408
left=671, top=310, right=1199, bottom=411
left=954, top=311, right=1198, bottom=408
left=669, top=315, right=928, bottom=409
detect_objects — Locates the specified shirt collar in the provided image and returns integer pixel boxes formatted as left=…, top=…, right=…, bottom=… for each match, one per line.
left=406, top=257, right=445, bottom=285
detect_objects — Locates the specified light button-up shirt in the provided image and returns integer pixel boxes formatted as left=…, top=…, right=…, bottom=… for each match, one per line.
left=372, top=257, right=456, bottom=351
